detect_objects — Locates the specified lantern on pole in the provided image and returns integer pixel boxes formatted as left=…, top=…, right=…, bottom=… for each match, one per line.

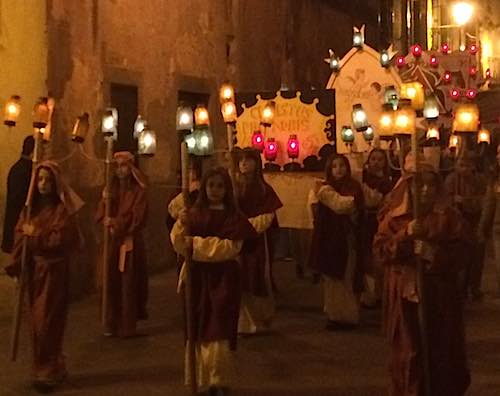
left=33, top=97, right=50, bottom=129
left=426, top=126, right=440, bottom=140
left=193, top=126, right=214, bottom=156
left=176, top=106, right=194, bottom=131
left=452, top=103, right=479, bottom=134
left=264, top=138, right=278, bottom=162
left=400, top=82, right=424, bottom=111
left=185, top=134, right=197, bottom=154
left=134, top=115, right=146, bottom=139
left=194, top=105, right=210, bottom=126
left=287, top=134, right=299, bottom=160
left=252, top=131, right=265, bottom=152
left=4, top=95, right=21, bottom=127
left=478, top=129, right=491, bottom=144
left=449, top=134, right=459, bottom=149
left=221, top=101, right=237, bottom=124
left=341, top=126, right=355, bottom=144
left=378, top=104, right=395, bottom=140
left=352, top=104, right=369, bottom=131
left=71, top=113, right=90, bottom=143
left=219, top=83, right=235, bottom=103
left=394, top=100, right=416, bottom=135
left=102, top=108, right=118, bottom=137
left=423, top=94, right=439, bottom=120
left=138, top=129, right=157, bottom=155
left=260, top=101, right=276, bottom=127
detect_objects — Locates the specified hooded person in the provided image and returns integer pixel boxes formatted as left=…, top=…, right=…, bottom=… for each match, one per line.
left=308, top=154, right=365, bottom=330
left=96, top=151, right=148, bottom=338
left=5, top=160, right=84, bottom=392
left=235, top=148, right=283, bottom=335
left=373, top=156, right=470, bottom=396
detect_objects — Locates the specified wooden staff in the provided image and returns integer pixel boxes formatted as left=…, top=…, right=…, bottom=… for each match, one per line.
left=410, top=132, right=432, bottom=396
left=10, top=130, right=43, bottom=361
left=181, top=142, right=197, bottom=395
left=101, top=136, right=114, bottom=326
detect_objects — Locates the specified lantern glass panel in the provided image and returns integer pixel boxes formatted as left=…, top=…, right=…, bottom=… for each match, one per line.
left=384, top=86, right=399, bottom=109
left=219, top=83, right=235, bottom=103
left=195, top=105, right=210, bottom=126
left=221, top=101, right=237, bottom=123
left=341, top=126, right=355, bottom=143
left=478, top=129, right=491, bottom=144
left=102, top=108, right=118, bottom=136
left=400, top=82, right=424, bottom=111
left=352, top=104, right=368, bottom=131
left=33, top=98, right=50, bottom=129
left=453, top=104, right=479, bottom=133
left=4, top=95, right=21, bottom=126
left=426, top=127, right=440, bottom=140
left=176, top=106, right=194, bottom=130
left=378, top=106, right=395, bottom=138
left=72, top=113, right=90, bottom=143
left=423, top=94, right=439, bottom=119
left=260, top=101, right=276, bottom=126
left=138, top=129, right=157, bottom=155
left=394, top=105, right=416, bottom=135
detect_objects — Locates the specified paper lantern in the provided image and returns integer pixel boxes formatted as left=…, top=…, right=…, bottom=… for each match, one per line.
left=219, top=83, right=235, bottom=103
left=426, top=127, right=440, bottom=140
left=221, top=101, right=237, bottom=123
left=452, top=103, right=479, bottom=133
left=176, top=106, right=194, bottom=131
left=423, top=94, right=439, bottom=120
left=352, top=104, right=369, bottom=132
left=287, top=134, right=299, bottom=159
left=192, top=126, right=214, bottom=156
left=71, top=113, right=90, bottom=143
left=400, top=82, right=424, bottom=111
left=138, top=129, right=157, bottom=155
left=102, top=108, right=118, bottom=136
left=260, top=101, right=276, bottom=126
left=394, top=100, right=416, bottom=135
left=185, top=134, right=197, bottom=154
left=378, top=104, right=395, bottom=139
left=264, top=138, right=278, bottom=161
left=194, top=105, right=210, bottom=126
left=478, top=129, right=491, bottom=144
left=252, top=131, right=265, bottom=152
left=341, top=126, right=355, bottom=143
left=3, top=95, right=21, bottom=127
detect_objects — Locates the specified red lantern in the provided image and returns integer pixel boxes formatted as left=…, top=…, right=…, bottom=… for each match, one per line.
left=441, top=43, right=450, bottom=54
left=469, top=44, right=479, bottom=54
left=411, top=44, right=422, bottom=57
left=430, top=55, right=439, bottom=67
left=287, top=134, right=299, bottom=160
left=466, top=89, right=477, bottom=99
left=469, top=66, right=478, bottom=77
left=450, top=89, right=461, bottom=100
left=486, top=68, right=492, bottom=79
left=443, top=71, right=452, bottom=83
left=396, top=56, right=406, bottom=68
left=264, top=138, right=278, bottom=162
left=252, top=131, right=265, bottom=152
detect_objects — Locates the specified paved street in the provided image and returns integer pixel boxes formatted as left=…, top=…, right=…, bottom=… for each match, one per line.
left=0, top=258, right=499, bottom=396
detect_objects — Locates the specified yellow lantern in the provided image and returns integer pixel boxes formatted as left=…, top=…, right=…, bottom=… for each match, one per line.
left=452, top=103, right=479, bottom=133
left=219, top=83, right=235, bottom=103
left=33, top=97, right=50, bottom=129
left=478, top=129, right=491, bottom=144
left=260, top=101, right=276, bottom=126
left=194, top=105, right=210, bottom=126
left=138, top=129, right=157, bottom=155
left=449, top=134, right=459, bottom=149
left=400, top=82, right=425, bottom=111
left=221, top=101, right=237, bottom=124
left=394, top=100, right=416, bottom=135
left=426, top=126, right=440, bottom=140
left=4, top=95, right=21, bottom=127
left=176, top=106, right=194, bottom=131
left=71, top=113, right=90, bottom=143
left=378, top=104, right=395, bottom=139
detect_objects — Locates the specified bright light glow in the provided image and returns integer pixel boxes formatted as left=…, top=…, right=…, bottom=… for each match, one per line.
left=263, top=108, right=272, bottom=119
left=478, top=129, right=491, bottom=144
left=354, top=110, right=367, bottom=123
left=199, top=135, right=209, bottom=148
left=449, top=135, right=459, bottom=148
left=195, top=107, right=209, bottom=126
left=103, top=116, right=114, bottom=131
left=396, top=56, right=405, bottom=67
left=143, top=134, right=153, bottom=147
left=452, top=2, right=474, bottom=26
left=186, top=136, right=196, bottom=149
left=269, top=144, right=275, bottom=150
left=481, top=31, right=492, bottom=76
left=353, top=32, right=364, bottom=47
left=430, top=55, right=438, bottom=67
left=444, top=71, right=452, bottom=82
left=290, top=142, right=296, bottom=149
left=381, top=115, right=392, bottom=127
left=459, top=112, right=473, bottom=123
left=426, top=127, right=440, bottom=140
left=460, top=44, right=466, bottom=52
left=330, top=57, right=340, bottom=70
left=407, top=87, right=417, bottom=98
left=441, top=43, right=450, bottom=54
left=180, top=112, right=191, bottom=125
left=256, top=136, right=262, bottom=143
left=222, top=101, right=237, bottom=123
left=381, top=52, right=390, bottom=64
left=396, top=115, right=409, bottom=128
left=466, top=89, right=477, bottom=99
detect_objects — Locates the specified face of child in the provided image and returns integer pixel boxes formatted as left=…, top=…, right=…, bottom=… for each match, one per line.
left=115, top=159, right=131, bottom=179
left=368, top=151, right=386, bottom=174
left=206, top=175, right=226, bottom=205
left=37, top=168, right=54, bottom=196
left=331, top=158, right=348, bottom=180
left=239, top=156, right=257, bottom=175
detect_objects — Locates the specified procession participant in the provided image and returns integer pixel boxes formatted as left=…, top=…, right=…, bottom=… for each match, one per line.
left=96, top=151, right=148, bottom=337
left=235, top=147, right=283, bottom=335
left=2, top=136, right=35, bottom=254
left=171, top=167, right=256, bottom=396
left=5, top=161, right=83, bottom=392
left=373, top=159, right=470, bottom=396
left=444, top=152, right=487, bottom=299
left=360, top=148, right=393, bottom=308
left=309, top=154, right=364, bottom=330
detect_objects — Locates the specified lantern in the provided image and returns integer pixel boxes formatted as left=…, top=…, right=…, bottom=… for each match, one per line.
left=185, top=134, right=197, bottom=154
left=380, top=50, right=391, bottom=68
left=411, top=44, right=423, bottom=57
left=384, top=85, right=399, bottom=110
left=430, top=55, right=439, bottom=67
left=252, top=131, right=265, bottom=152
left=452, top=2, right=474, bottom=26
left=353, top=31, right=364, bottom=48
left=194, top=105, right=210, bottom=126
left=362, top=126, right=374, bottom=142
left=4, top=95, right=21, bottom=127
left=71, top=113, right=90, bottom=143
left=33, top=97, right=50, bottom=129
left=441, top=43, right=450, bottom=54
left=478, top=129, right=491, bottom=144
left=134, top=115, right=146, bottom=139
left=469, top=66, right=478, bottom=77
left=352, top=104, right=369, bottom=131
left=396, top=56, right=406, bottom=68
left=443, top=71, right=452, bottom=83
left=176, top=106, right=194, bottom=131
left=400, top=82, right=424, bottom=111
left=138, top=129, right=157, bottom=155
left=193, top=126, right=214, bottom=156
left=328, top=51, right=341, bottom=72
left=470, top=44, right=479, bottom=54
left=221, top=101, right=237, bottom=124
left=423, top=94, right=439, bottom=120
left=260, top=101, right=276, bottom=126
left=449, top=134, right=459, bottom=149
left=378, top=104, right=395, bottom=139
left=426, top=126, right=440, bottom=140
left=102, top=108, right=118, bottom=136
left=340, top=126, right=355, bottom=143
left=219, top=83, right=235, bottom=103
left=287, top=134, right=300, bottom=159
left=264, top=138, right=278, bottom=162
left=452, top=103, right=479, bottom=133
left=466, top=89, right=477, bottom=100
left=394, top=100, right=416, bottom=135
left=450, top=88, right=461, bottom=100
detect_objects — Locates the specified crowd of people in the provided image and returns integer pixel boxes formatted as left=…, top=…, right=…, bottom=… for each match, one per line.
left=1, top=135, right=497, bottom=396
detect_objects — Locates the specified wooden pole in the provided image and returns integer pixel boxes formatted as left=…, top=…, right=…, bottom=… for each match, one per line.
left=10, top=130, right=43, bottom=361
left=181, top=142, right=197, bottom=395
left=101, top=136, right=114, bottom=326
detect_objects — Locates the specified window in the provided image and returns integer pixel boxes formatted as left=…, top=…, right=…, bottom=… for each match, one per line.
left=110, top=83, right=138, bottom=153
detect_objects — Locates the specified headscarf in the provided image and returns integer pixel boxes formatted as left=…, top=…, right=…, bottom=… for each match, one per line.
left=324, top=154, right=364, bottom=209
left=30, top=160, right=84, bottom=215
left=113, top=151, right=148, bottom=188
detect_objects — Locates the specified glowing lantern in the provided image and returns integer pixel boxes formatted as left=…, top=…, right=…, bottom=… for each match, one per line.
left=380, top=50, right=391, bottom=68
left=138, top=129, right=157, bottom=155
left=329, top=53, right=341, bottom=72
left=449, top=135, right=459, bottom=149
left=450, top=88, right=461, bottom=100
left=452, top=2, right=474, bottom=26
left=185, top=134, right=197, bottom=154
left=430, top=55, right=439, bottom=67
left=219, top=83, right=235, bottom=103
left=133, top=115, right=146, bottom=139
left=102, top=108, right=118, bottom=136
left=362, top=126, right=374, bottom=142
left=260, top=101, right=276, bottom=126
left=252, top=131, right=265, bottom=152
left=353, top=31, right=364, bottom=48
left=394, top=100, right=416, bottom=135
left=193, top=126, right=214, bottom=156
left=443, top=71, right=452, bottom=83
left=352, top=104, right=369, bottom=131
left=469, top=66, right=478, bottom=77
left=194, top=105, right=210, bottom=126
left=71, top=113, right=90, bottom=143
left=452, top=103, right=479, bottom=133
left=384, top=85, right=399, bottom=110
left=478, top=129, right=491, bottom=144
left=426, top=127, right=440, bottom=140
left=400, top=82, right=424, bottom=111
left=221, top=101, right=237, bottom=124
left=466, top=89, right=477, bottom=100
left=411, top=44, right=423, bottom=57
left=423, top=94, right=439, bottom=120
left=341, top=126, right=355, bottom=143
left=470, top=44, right=479, bottom=54
left=378, top=104, right=395, bottom=139
left=287, top=134, right=299, bottom=159
left=264, top=138, right=278, bottom=161
left=176, top=106, right=194, bottom=131
left=4, top=95, right=21, bottom=127
left=441, top=43, right=450, bottom=54
left=396, top=56, right=406, bottom=68
left=33, top=97, right=51, bottom=129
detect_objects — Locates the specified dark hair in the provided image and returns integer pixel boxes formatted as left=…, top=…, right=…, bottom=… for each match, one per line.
left=325, top=154, right=351, bottom=184
left=318, top=144, right=335, bottom=160
left=237, top=147, right=266, bottom=198
left=194, top=167, right=237, bottom=213
left=365, top=148, right=390, bottom=176
left=22, top=135, right=35, bottom=156
left=32, top=166, right=59, bottom=211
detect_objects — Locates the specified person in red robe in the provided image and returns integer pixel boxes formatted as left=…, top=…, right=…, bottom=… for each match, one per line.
left=234, top=148, right=283, bottom=335
left=309, top=154, right=365, bottom=330
left=373, top=160, right=470, bottom=396
left=171, top=167, right=256, bottom=396
left=5, top=161, right=83, bottom=392
left=97, top=151, right=148, bottom=337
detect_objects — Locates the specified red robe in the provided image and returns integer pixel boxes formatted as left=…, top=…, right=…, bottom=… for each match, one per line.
left=374, top=203, right=471, bottom=396
left=238, top=182, right=282, bottom=297
left=6, top=202, right=79, bottom=382
left=186, top=207, right=257, bottom=349
left=97, top=179, right=148, bottom=336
